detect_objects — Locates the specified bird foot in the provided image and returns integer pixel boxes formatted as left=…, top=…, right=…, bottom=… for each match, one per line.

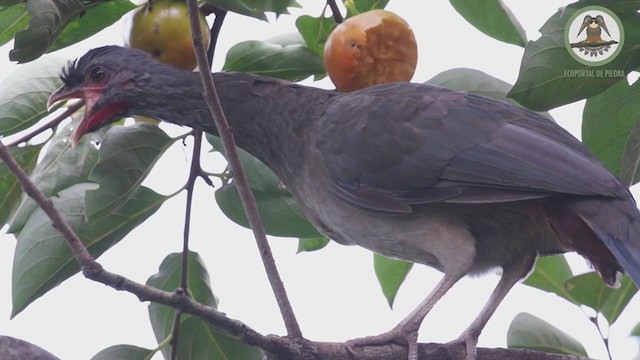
left=446, top=329, right=480, bottom=360
left=346, top=326, right=419, bottom=360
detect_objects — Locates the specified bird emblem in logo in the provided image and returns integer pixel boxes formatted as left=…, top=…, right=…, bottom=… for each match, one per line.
left=565, top=6, right=623, bottom=65
left=572, top=14, right=617, bottom=56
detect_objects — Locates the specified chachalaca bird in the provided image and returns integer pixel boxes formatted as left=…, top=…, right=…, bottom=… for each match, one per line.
left=48, top=46, right=640, bottom=360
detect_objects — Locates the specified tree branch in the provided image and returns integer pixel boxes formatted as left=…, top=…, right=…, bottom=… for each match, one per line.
left=326, top=0, right=344, bottom=23
left=7, top=101, right=85, bottom=147
left=186, top=0, right=303, bottom=339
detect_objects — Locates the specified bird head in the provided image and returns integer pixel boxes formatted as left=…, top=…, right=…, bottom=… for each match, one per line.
left=48, top=46, right=163, bottom=145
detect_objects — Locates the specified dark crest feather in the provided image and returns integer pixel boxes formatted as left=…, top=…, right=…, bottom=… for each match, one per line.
left=59, top=46, right=124, bottom=87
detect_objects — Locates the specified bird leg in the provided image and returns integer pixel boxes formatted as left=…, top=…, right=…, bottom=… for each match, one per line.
left=347, top=272, right=464, bottom=360
left=447, top=252, right=536, bottom=360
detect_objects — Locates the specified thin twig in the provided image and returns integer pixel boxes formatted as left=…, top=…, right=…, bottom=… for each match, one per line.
left=326, top=0, right=344, bottom=23
left=7, top=101, right=85, bottom=147
left=186, top=0, right=302, bottom=339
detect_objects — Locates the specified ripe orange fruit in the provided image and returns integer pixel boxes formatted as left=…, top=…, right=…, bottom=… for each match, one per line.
left=323, top=9, right=417, bottom=92
left=126, top=0, right=210, bottom=71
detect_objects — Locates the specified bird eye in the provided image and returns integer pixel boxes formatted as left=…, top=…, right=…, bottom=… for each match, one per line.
left=89, top=67, right=106, bottom=84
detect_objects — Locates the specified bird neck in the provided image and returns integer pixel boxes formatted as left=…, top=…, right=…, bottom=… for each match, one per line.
left=147, top=70, right=335, bottom=177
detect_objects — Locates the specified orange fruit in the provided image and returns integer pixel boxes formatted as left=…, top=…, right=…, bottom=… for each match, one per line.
left=126, top=0, right=210, bottom=71
left=323, top=9, right=417, bottom=92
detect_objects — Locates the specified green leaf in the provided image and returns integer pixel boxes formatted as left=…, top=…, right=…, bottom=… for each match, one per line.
left=206, top=134, right=281, bottom=191
left=374, top=254, right=412, bottom=308
left=632, top=321, right=640, bottom=336
left=0, top=144, right=42, bottom=227
left=12, top=183, right=166, bottom=317
left=582, top=78, right=640, bottom=185
left=507, top=312, right=588, bottom=356
left=297, top=237, right=329, bottom=253
left=0, top=55, right=66, bottom=137
left=449, top=0, right=526, bottom=47
left=215, top=182, right=322, bottom=239
left=223, top=32, right=325, bottom=81
left=147, top=252, right=263, bottom=360
left=508, top=2, right=640, bottom=111
left=85, top=124, right=174, bottom=221
left=91, top=345, right=155, bottom=360
left=565, top=272, right=638, bottom=325
left=426, top=68, right=554, bottom=120
left=295, top=14, right=336, bottom=57
left=0, top=4, right=29, bottom=46
left=0, top=1, right=24, bottom=7
left=49, top=0, right=135, bottom=52
left=523, top=255, right=577, bottom=304
left=8, top=119, right=106, bottom=233
left=344, top=0, right=389, bottom=17
left=9, top=0, right=85, bottom=63
left=204, top=0, right=298, bottom=21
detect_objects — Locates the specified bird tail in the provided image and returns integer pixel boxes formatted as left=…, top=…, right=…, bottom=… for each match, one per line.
left=569, top=196, right=640, bottom=287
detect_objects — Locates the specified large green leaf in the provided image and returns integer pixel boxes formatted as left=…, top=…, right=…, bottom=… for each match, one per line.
left=207, top=134, right=280, bottom=191
left=297, top=237, right=330, bottom=253
left=582, top=78, right=640, bottom=185
left=508, top=2, right=640, bottom=111
left=204, top=0, right=298, bottom=21
left=215, top=182, right=322, bottom=238
left=208, top=134, right=322, bottom=238
left=223, top=32, right=325, bottom=81
left=9, top=0, right=85, bottom=63
left=0, top=4, right=29, bottom=46
left=91, top=345, right=155, bottom=360
left=49, top=0, right=135, bottom=52
left=8, top=119, right=106, bottom=233
left=507, top=312, right=588, bottom=356
left=523, top=255, right=577, bottom=304
left=449, top=0, right=526, bottom=47
left=374, top=254, right=413, bottom=308
left=147, top=252, right=263, bottom=360
left=85, top=124, right=174, bottom=221
left=295, top=14, right=336, bottom=57
left=427, top=68, right=554, bottom=120
left=565, top=272, right=638, bottom=325
left=12, top=183, right=166, bottom=317
left=0, top=144, right=42, bottom=227
left=0, top=55, right=66, bottom=137
left=0, top=1, right=24, bottom=7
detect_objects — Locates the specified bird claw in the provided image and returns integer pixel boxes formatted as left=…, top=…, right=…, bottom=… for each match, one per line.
left=346, top=327, right=419, bottom=360
left=446, top=330, right=480, bottom=360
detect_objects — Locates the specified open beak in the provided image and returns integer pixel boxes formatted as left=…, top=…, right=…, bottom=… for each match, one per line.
left=47, top=85, right=87, bottom=146
left=48, top=85, right=129, bottom=147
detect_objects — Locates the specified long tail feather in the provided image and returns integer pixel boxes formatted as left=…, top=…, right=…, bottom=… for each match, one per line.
left=569, top=196, right=640, bottom=286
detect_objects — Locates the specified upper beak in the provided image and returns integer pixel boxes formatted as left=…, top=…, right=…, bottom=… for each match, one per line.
left=47, top=85, right=83, bottom=111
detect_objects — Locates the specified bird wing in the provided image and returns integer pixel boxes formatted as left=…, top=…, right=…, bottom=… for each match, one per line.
left=317, top=83, right=623, bottom=214
left=578, top=15, right=592, bottom=36
left=595, top=15, right=611, bottom=37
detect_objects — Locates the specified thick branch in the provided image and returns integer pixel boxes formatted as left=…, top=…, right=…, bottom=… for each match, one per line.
left=186, top=0, right=302, bottom=338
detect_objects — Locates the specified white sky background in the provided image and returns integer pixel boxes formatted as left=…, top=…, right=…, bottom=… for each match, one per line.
left=1, top=1, right=639, bottom=359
